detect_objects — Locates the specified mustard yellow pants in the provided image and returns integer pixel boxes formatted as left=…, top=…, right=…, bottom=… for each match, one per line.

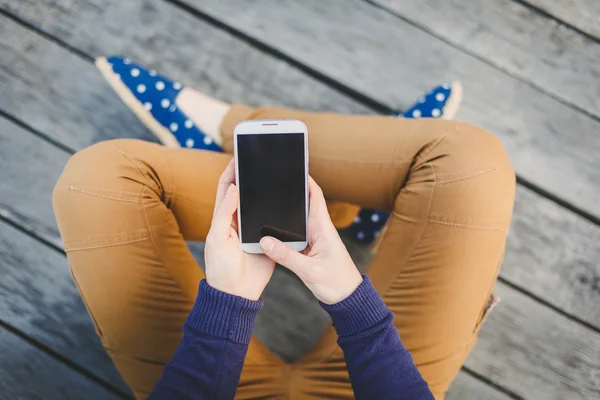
left=53, top=105, right=515, bottom=399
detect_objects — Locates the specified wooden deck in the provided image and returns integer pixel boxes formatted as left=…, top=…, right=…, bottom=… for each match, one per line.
left=0, top=0, right=599, bottom=398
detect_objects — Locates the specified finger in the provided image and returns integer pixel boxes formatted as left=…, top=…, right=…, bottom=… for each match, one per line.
left=214, top=158, right=236, bottom=208
left=307, top=176, right=333, bottom=229
left=260, top=236, right=311, bottom=277
left=212, top=184, right=239, bottom=238
left=308, top=176, right=328, bottom=217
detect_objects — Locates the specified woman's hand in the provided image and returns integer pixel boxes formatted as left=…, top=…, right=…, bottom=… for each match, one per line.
left=204, top=159, right=275, bottom=301
left=259, top=177, right=363, bottom=304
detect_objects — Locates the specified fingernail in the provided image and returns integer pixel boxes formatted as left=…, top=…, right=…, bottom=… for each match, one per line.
left=227, top=184, right=235, bottom=195
left=260, top=237, right=275, bottom=252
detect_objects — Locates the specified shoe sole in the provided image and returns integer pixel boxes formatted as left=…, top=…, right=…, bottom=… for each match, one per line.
left=95, top=57, right=181, bottom=148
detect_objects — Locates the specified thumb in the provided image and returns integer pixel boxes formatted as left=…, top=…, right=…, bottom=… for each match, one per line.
left=260, top=236, right=310, bottom=276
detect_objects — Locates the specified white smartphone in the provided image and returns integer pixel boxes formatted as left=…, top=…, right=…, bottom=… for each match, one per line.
left=234, top=119, right=309, bottom=254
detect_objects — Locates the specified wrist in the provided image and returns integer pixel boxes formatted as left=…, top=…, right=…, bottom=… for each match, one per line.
left=320, top=271, right=363, bottom=305
left=320, top=275, right=390, bottom=337
left=206, top=277, right=260, bottom=301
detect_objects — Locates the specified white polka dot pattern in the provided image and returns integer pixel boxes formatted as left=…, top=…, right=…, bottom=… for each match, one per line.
left=106, top=56, right=223, bottom=152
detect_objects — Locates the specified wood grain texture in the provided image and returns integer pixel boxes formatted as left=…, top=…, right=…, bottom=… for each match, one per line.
left=524, top=0, right=600, bottom=39
left=0, top=218, right=130, bottom=396
left=504, top=187, right=600, bottom=328
left=0, top=117, right=65, bottom=249
left=177, top=0, right=600, bottom=219
left=2, top=0, right=599, bottom=331
left=468, top=282, right=600, bottom=400
left=0, top=325, right=122, bottom=400
left=447, top=372, right=513, bottom=400
left=373, top=0, right=600, bottom=119
left=0, top=0, right=370, bottom=154
left=1, top=2, right=600, bottom=398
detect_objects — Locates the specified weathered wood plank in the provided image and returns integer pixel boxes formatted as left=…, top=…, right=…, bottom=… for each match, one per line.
left=1, top=4, right=600, bottom=398
left=468, top=283, right=600, bottom=400
left=180, top=0, right=600, bottom=220
left=0, top=184, right=131, bottom=394
left=504, top=187, right=600, bottom=327
left=447, top=372, right=512, bottom=400
left=2, top=0, right=600, bottom=332
left=524, top=0, right=600, bottom=39
left=0, top=324, right=122, bottom=400
left=372, top=0, right=600, bottom=118
left=0, top=118, right=64, bottom=249
left=0, top=0, right=371, bottom=154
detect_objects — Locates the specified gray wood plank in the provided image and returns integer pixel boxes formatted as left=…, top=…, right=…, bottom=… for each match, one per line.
left=0, top=0, right=370, bottom=154
left=0, top=325, right=121, bottom=400
left=180, top=0, right=600, bottom=220
left=372, top=0, right=600, bottom=119
left=3, top=3, right=600, bottom=396
left=447, top=372, right=512, bottom=400
left=468, top=283, right=600, bottom=400
left=0, top=117, right=131, bottom=392
left=525, top=0, right=600, bottom=39
left=504, top=186, right=600, bottom=327
left=1, top=0, right=599, bottom=333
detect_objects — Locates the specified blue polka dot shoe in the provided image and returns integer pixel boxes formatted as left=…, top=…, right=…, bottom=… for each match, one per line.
left=346, top=82, right=463, bottom=244
left=95, top=56, right=221, bottom=151
left=392, top=81, right=462, bottom=119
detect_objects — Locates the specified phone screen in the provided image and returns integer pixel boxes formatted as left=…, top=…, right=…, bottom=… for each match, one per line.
left=237, top=132, right=306, bottom=244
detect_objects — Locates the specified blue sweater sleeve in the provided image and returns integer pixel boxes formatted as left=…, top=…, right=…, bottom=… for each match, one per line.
left=148, top=280, right=262, bottom=400
left=321, top=275, right=435, bottom=400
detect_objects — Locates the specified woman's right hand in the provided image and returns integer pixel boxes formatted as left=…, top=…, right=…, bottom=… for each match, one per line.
left=259, top=177, right=363, bottom=305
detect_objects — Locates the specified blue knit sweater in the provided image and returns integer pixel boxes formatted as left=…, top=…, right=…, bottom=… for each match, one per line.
left=148, top=276, right=434, bottom=399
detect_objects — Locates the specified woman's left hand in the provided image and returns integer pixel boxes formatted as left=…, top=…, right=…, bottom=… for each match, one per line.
left=204, top=158, right=275, bottom=301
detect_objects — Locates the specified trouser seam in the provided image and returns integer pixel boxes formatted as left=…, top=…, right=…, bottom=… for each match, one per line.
left=436, top=167, right=498, bottom=184
left=68, top=185, right=141, bottom=203
left=64, top=237, right=150, bottom=252
left=426, top=220, right=508, bottom=232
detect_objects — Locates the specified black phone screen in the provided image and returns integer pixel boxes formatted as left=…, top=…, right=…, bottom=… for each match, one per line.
left=237, top=133, right=306, bottom=243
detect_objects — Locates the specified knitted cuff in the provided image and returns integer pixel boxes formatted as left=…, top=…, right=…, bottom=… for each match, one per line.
left=186, top=280, right=262, bottom=344
left=320, top=275, right=390, bottom=337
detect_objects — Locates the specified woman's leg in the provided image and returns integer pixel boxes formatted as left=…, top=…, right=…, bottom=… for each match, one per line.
left=221, top=106, right=515, bottom=399
left=53, top=140, right=284, bottom=399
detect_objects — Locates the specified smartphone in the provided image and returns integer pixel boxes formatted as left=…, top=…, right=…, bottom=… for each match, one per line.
left=234, top=119, right=309, bottom=254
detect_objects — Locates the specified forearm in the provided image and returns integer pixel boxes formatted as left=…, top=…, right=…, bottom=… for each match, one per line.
left=149, top=280, right=261, bottom=400
left=321, top=276, right=434, bottom=400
